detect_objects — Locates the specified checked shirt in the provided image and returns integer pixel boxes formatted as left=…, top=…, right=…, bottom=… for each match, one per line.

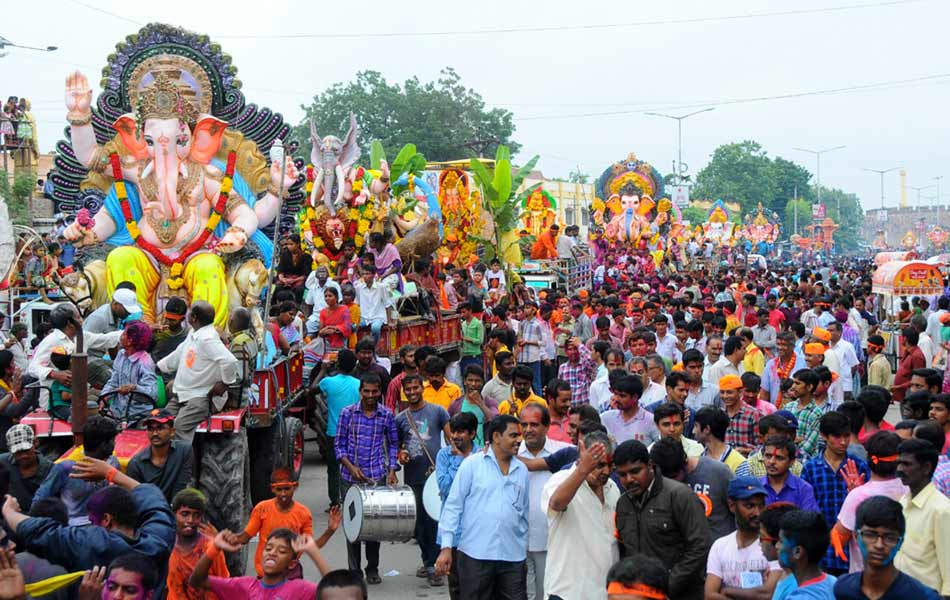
left=725, top=403, right=761, bottom=454
left=802, top=453, right=870, bottom=572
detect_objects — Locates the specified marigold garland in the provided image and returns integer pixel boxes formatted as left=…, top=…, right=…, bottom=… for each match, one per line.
left=109, top=151, right=236, bottom=288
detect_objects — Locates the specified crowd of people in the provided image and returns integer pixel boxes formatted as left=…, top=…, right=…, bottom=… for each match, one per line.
left=0, top=226, right=948, bottom=599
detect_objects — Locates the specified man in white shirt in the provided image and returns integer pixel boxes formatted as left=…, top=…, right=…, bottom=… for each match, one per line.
left=912, top=315, right=935, bottom=368
left=556, top=225, right=577, bottom=260
left=353, top=264, right=389, bottom=345
left=28, top=303, right=122, bottom=409
left=653, top=316, right=680, bottom=363
left=303, top=265, right=341, bottom=335
left=706, top=336, right=745, bottom=389
left=542, top=431, right=620, bottom=600
left=0, top=322, right=29, bottom=371
left=158, top=301, right=238, bottom=443
left=926, top=297, right=949, bottom=343
left=518, top=403, right=572, bottom=600
left=702, top=335, right=724, bottom=386
left=828, top=321, right=860, bottom=401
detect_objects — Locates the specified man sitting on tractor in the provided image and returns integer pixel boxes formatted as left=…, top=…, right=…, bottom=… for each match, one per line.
left=157, top=301, right=239, bottom=444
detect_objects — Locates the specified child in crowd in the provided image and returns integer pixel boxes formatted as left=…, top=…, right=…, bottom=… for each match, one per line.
left=317, top=570, right=369, bottom=599
left=166, top=488, right=229, bottom=600
left=190, top=528, right=329, bottom=599
left=226, top=468, right=339, bottom=578
left=101, top=320, right=157, bottom=421
left=48, top=346, right=73, bottom=421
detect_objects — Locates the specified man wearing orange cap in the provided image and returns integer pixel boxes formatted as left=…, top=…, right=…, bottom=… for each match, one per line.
left=810, top=327, right=842, bottom=374
left=719, top=374, right=760, bottom=456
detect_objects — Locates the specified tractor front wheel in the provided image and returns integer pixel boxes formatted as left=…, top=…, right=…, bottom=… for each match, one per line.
left=198, top=428, right=251, bottom=576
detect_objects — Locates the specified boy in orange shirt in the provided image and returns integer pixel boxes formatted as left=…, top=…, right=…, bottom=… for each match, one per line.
left=167, top=488, right=229, bottom=600
left=227, top=468, right=340, bottom=578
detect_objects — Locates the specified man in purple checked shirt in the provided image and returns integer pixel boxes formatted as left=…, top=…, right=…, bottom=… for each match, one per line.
left=334, top=372, right=399, bottom=585
left=760, top=436, right=819, bottom=512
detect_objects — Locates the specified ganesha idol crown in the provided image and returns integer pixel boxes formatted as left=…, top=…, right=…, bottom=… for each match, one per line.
left=134, top=72, right=199, bottom=125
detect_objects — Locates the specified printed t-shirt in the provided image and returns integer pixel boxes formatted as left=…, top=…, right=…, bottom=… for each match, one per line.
left=243, top=500, right=313, bottom=577
left=706, top=530, right=778, bottom=589
left=396, top=403, right=450, bottom=486
left=685, top=456, right=736, bottom=540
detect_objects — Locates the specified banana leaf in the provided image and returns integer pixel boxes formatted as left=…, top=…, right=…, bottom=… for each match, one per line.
left=407, top=153, right=427, bottom=174
left=492, top=157, right=512, bottom=210
left=370, top=140, right=386, bottom=171
left=511, top=155, right=540, bottom=190
left=390, top=144, right=417, bottom=180
left=468, top=159, right=498, bottom=204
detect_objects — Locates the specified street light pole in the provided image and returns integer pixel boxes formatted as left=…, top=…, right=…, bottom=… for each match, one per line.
left=909, top=185, right=935, bottom=210
left=933, top=176, right=944, bottom=210
left=794, top=145, right=845, bottom=213
left=862, top=167, right=901, bottom=211
left=0, top=35, right=57, bottom=54
left=645, top=108, right=715, bottom=184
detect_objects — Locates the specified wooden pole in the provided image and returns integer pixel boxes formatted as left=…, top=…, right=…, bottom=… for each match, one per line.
left=70, top=325, right=87, bottom=446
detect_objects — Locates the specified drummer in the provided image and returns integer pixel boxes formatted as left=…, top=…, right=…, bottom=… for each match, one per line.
left=395, top=374, right=450, bottom=587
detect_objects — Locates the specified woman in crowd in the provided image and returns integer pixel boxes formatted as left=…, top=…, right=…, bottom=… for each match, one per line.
left=275, top=236, right=312, bottom=303
left=101, top=320, right=157, bottom=420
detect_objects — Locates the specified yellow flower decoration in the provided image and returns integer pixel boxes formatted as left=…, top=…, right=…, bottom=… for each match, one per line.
left=354, top=234, right=364, bottom=247
left=220, top=176, right=234, bottom=195
left=314, top=237, right=325, bottom=248
left=357, top=220, right=370, bottom=235
left=206, top=213, right=221, bottom=231
left=114, top=181, right=127, bottom=198
left=167, top=277, right=185, bottom=291
left=126, top=221, right=140, bottom=240
left=170, top=263, right=184, bottom=277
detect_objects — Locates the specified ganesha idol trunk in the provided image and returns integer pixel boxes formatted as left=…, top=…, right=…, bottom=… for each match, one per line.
left=396, top=217, right=441, bottom=264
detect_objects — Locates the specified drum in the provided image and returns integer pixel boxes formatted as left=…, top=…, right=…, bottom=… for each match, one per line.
left=342, top=484, right=416, bottom=543
left=422, top=472, right=442, bottom=520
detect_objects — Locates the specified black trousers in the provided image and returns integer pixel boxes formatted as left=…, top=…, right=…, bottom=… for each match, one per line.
left=457, top=551, right=526, bottom=600
left=340, top=479, right=381, bottom=574
left=411, top=483, right=439, bottom=569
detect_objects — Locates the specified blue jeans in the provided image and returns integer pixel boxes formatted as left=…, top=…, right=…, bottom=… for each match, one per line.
left=360, top=318, right=385, bottom=345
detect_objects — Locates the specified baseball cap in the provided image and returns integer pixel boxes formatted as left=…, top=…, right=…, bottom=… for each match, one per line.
left=143, top=408, right=175, bottom=425
left=728, top=476, right=768, bottom=500
left=6, top=424, right=34, bottom=454
left=113, top=288, right=142, bottom=315
left=774, top=410, right=799, bottom=431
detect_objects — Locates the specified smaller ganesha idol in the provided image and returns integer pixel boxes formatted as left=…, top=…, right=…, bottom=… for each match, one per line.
left=436, top=168, right=482, bottom=267
left=702, top=200, right=737, bottom=245
left=740, top=203, right=781, bottom=255
left=522, top=186, right=558, bottom=239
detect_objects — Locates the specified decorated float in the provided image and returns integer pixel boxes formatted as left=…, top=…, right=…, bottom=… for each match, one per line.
left=699, top=199, right=738, bottom=247
left=590, top=153, right=685, bottom=261
left=927, top=226, right=949, bottom=252
left=738, top=203, right=781, bottom=255
left=901, top=230, right=918, bottom=250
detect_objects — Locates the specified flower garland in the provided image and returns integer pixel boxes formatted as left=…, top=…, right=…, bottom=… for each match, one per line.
left=109, top=151, right=235, bottom=290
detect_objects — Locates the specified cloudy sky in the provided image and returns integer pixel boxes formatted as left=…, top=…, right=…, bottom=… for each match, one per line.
left=3, top=0, right=948, bottom=212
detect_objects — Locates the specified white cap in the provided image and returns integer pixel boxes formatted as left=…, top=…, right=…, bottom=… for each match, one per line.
left=113, top=288, right=142, bottom=315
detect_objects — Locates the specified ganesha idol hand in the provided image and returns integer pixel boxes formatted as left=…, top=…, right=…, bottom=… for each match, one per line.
left=269, top=157, right=299, bottom=195
left=62, top=221, right=98, bottom=247
left=217, top=226, right=248, bottom=254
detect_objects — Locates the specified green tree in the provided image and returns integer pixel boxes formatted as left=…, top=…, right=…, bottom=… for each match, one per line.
left=680, top=205, right=707, bottom=227
left=692, top=141, right=777, bottom=216
left=770, top=157, right=814, bottom=215
left=0, top=171, right=33, bottom=225
left=783, top=198, right=813, bottom=238
left=818, top=187, right=863, bottom=250
left=293, top=68, right=519, bottom=164
left=567, top=167, right=589, bottom=184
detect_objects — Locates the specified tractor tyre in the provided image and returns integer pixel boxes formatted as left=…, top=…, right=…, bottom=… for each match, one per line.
left=248, top=425, right=276, bottom=505
left=274, top=416, right=305, bottom=481
left=198, top=428, right=251, bottom=576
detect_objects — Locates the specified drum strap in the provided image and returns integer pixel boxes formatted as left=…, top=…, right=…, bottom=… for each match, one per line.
left=405, top=409, right=436, bottom=476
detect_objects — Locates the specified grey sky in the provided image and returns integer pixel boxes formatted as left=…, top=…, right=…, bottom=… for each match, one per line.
left=3, top=0, right=948, bottom=212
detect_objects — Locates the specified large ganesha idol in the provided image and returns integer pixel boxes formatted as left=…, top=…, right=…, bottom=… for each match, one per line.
left=702, top=200, right=737, bottom=245
left=739, top=203, right=781, bottom=254
left=54, top=24, right=303, bottom=328
left=592, top=153, right=683, bottom=252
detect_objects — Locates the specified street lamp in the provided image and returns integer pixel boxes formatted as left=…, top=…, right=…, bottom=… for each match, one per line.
left=909, top=185, right=936, bottom=210
left=645, top=108, right=715, bottom=185
left=794, top=145, right=845, bottom=213
left=862, top=167, right=901, bottom=211
left=934, top=176, right=944, bottom=210
left=0, top=35, right=57, bottom=54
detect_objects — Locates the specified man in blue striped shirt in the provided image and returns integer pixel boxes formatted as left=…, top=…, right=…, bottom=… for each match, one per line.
left=435, top=414, right=530, bottom=600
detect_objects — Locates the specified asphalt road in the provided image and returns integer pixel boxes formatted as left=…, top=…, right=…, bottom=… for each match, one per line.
left=243, top=434, right=450, bottom=599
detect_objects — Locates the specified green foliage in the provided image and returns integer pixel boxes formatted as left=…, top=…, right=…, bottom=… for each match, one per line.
left=567, top=168, right=590, bottom=184
left=0, top=171, right=33, bottom=225
left=692, top=141, right=863, bottom=247
left=692, top=141, right=777, bottom=217
left=294, top=68, right=520, bottom=164
left=680, top=205, right=707, bottom=227
left=783, top=198, right=813, bottom=237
